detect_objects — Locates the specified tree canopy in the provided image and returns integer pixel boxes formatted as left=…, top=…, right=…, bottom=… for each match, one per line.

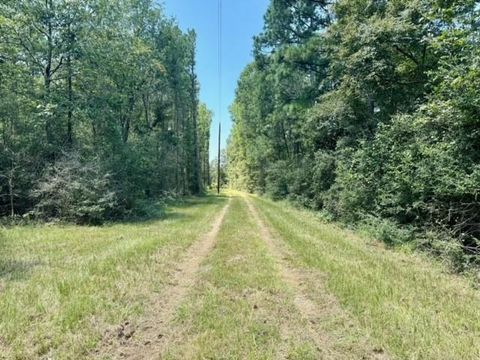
left=227, top=0, right=480, bottom=270
left=0, top=0, right=213, bottom=223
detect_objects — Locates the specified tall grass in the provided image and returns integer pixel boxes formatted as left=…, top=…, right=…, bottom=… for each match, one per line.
left=252, top=195, right=480, bottom=359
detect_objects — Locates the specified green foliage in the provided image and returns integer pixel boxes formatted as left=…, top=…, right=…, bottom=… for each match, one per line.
left=210, top=150, right=228, bottom=192
left=227, top=0, right=480, bottom=271
left=358, top=215, right=415, bottom=247
left=417, top=230, right=480, bottom=272
left=32, top=153, right=117, bottom=224
left=0, top=0, right=212, bottom=221
left=265, top=160, right=290, bottom=200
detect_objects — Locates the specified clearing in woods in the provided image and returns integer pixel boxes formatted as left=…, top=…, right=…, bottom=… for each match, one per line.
left=0, top=193, right=479, bottom=359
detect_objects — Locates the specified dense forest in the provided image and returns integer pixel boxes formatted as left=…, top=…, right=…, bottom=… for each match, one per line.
left=228, top=0, right=480, bottom=270
left=0, top=0, right=212, bottom=224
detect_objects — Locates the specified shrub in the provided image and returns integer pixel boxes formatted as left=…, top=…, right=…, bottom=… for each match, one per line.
left=32, top=153, right=118, bottom=224
left=358, top=215, right=415, bottom=247
left=265, top=160, right=290, bottom=200
left=417, top=230, right=480, bottom=273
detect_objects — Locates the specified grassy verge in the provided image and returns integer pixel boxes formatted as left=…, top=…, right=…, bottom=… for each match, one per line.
left=163, top=195, right=318, bottom=359
left=251, top=195, right=480, bottom=359
left=0, top=196, right=226, bottom=359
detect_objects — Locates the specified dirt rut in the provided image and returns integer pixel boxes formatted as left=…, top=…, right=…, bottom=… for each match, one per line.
left=98, top=199, right=231, bottom=359
left=244, top=196, right=388, bottom=360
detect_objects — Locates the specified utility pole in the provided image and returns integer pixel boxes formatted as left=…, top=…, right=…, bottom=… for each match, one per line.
left=217, top=0, right=222, bottom=195
left=217, top=122, right=221, bottom=194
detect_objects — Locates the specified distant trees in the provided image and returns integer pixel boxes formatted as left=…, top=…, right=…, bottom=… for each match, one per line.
left=210, top=149, right=228, bottom=193
left=228, top=0, right=480, bottom=269
left=198, top=104, right=213, bottom=186
left=0, top=0, right=212, bottom=222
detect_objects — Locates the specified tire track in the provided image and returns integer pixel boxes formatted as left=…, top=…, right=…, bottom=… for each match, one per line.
left=244, top=196, right=388, bottom=360
left=96, top=199, right=231, bottom=360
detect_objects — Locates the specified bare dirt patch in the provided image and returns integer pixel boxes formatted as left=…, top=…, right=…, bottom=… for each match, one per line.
left=244, top=196, right=388, bottom=360
left=95, top=200, right=231, bottom=359
left=0, top=337, right=11, bottom=360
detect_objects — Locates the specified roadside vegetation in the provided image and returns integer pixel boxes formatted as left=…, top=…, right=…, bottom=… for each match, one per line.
left=0, top=0, right=213, bottom=224
left=1, top=0, right=479, bottom=359
left=227, top=0, right=480, bottom=272
left=1, top=193, right=479, bottom=359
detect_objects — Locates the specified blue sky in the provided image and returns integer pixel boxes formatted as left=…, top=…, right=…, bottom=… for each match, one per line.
left=162, top=0, right=270, bottom=159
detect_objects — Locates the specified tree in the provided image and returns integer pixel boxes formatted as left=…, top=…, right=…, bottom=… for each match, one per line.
left=228, top=0, right=480, bottom=269
left=0, top=0, right=212, bottom=219
left=198, top=103, right=213, bottom=188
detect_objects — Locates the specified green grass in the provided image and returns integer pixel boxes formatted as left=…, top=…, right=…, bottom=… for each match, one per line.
left=251, top=195, right=480, bottom=360
left=1, top=193, right=479, bottom=359
left=0, top=196, right=227, bottom=359
left=164, top=196, right=318, bottom=359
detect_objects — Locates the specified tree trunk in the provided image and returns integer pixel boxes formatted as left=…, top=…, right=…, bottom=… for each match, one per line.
left=190, top=64, right=201, bottom=194
left=174, top=90, right=180, bottom=193
left=280, top=120, right=290, bottom=158
left=66, top=54, right=73, bottom=146
left=142, top=93, right=150, bottom=128
left=44, top=0, right=54, bottom=144
left=8, top=172, right=14, bottom=218
left=122, top=95, right=134, bottom=143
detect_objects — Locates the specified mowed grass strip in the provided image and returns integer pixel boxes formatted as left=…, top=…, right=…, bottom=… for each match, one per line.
left=163, top=195, right=318, bottom=360
left=0, top=196, right=227, bottom=359
left=251, top=195, right=480, bottom=360
left=244, top=194, right=386, bottom=360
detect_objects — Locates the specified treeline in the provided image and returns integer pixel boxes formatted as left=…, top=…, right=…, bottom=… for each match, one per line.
left=0, top=0, right=212, bottom=223
left=228, top=0, right=479, bottom=270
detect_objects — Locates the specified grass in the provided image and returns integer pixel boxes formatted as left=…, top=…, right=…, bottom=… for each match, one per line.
left=251, top=195, right=480, bottom=360
left=1, top=193, right=479, bottom=359
left=0, top=196, right=227, bottom=359
left=163, top=195, right=318, bottom=359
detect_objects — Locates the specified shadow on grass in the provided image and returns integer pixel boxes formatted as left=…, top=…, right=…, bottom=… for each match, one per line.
left=170, top=193, right=229, bottom=208
left=114, top=194, right=230, bottom=226
left=0, top=232, right=41, bottom=282
left=0, top=195, right=231, bottom=229
left=0, top=259, right=42, bottom=281
left=0, top=195, right=229, bottom=281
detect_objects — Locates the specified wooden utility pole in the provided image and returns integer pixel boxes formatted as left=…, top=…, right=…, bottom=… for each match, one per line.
left=217, top=0, right=222, bottom=195
left=217, top=122, right=221, bottom=194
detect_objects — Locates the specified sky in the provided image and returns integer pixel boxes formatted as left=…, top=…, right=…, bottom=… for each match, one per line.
left=162, top=0, right=270, bottom=160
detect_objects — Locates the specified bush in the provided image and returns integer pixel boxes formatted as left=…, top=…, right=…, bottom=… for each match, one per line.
left=265, top=160, right=290, bottom=200
left=417, top=230, right=480, bottom=273
left=287, top=157, right=315, bottom=208
left=310, top=151, right=336, bottom=209
left=323, top=147, right=377, bottom=222
left=358, top=215, right=415, bottom=247
left=284, top=152, right=336, bottom=210
left=32, top=153, right=118, bottom=224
